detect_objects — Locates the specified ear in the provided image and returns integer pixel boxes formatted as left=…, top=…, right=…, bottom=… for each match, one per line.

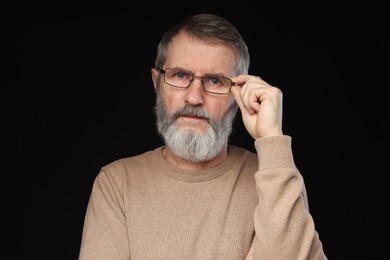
left=151, top=68, right=159, bottom=91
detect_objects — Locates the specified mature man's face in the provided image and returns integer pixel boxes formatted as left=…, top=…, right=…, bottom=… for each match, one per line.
left=154, top=91, right=238, bottom=162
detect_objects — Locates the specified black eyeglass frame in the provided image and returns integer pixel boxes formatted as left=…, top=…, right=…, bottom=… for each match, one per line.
left=158, top=68, right=238, bottom=95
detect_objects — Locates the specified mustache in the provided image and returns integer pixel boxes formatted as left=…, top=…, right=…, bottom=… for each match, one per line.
left=172, top=105, right=211, bottom=122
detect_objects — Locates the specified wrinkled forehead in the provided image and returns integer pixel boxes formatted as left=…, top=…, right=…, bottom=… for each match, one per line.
left=164, top=33, right=237, bottom=76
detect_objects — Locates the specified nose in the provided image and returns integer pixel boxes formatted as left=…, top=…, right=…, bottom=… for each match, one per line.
left=185, top=76, right=204, bottom=105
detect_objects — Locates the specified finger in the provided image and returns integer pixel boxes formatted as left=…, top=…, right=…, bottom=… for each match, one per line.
left=231, top=84, right=257, bottom=115
left=240, top=78, right=264, bottom=115
left=231, top=74, right=251, bottom=86
left=230, top=85, right=245, bottom=111
left=248, top=89, right=261, bottom=113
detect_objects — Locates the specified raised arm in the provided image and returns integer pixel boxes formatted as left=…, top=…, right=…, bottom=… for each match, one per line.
left=231, top=75, right=327, bottom=259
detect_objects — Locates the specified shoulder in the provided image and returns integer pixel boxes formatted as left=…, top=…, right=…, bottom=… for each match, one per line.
left=229, top=144, right=257, bottom=161
left=89, top=147, right=165, bottom=195
left=228, top=144, right=258, bottom=172
left=98, top=147, right=164, bottom=180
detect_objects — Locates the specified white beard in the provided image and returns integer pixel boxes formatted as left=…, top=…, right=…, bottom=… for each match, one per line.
left=154, top=90, right=238, bottom=162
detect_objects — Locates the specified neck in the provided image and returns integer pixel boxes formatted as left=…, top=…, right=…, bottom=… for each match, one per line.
left=162, top=145, right=229, bottom=170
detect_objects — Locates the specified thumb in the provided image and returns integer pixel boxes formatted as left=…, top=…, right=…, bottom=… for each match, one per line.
left=231, top=85, right=244, bottom=112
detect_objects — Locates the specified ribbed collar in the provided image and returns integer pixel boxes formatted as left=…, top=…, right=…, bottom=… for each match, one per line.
left=150, top=145, right=241, bottom=182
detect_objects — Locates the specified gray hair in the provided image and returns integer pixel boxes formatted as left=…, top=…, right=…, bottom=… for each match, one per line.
left=154, top=13, right=250, bottom=76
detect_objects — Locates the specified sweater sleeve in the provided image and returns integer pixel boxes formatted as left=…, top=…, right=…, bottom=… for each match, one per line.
left=78, top=168, right=130, bottom=260
left=247, top=135, right=327, bottom=260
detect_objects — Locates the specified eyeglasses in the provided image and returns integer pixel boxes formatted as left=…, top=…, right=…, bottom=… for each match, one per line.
left=159, top=68, right=237, bottom=95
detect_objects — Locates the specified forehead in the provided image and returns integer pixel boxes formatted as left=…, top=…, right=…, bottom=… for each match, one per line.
left=164, top=32, right=236, bottom=75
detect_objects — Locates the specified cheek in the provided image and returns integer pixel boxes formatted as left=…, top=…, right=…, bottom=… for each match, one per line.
left=160, top=89, right=184, bottom=114
left=209, top=96, right=235, bottom=118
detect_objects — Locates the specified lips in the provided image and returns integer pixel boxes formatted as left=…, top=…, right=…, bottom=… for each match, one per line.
left=182, top=114, right=205, bottom=119
left=176, top=115, right=209, bottom=126
left=180, top=114, right=209, bottom=122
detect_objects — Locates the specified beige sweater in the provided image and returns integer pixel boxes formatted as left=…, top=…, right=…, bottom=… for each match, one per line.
left=79, top=136, right=327, bottom=259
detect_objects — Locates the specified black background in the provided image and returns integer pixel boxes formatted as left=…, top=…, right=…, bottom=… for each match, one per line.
left=4, top=1, right=388, bottom=259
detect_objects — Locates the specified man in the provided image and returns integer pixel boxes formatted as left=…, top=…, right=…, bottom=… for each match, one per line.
left=79, top=13, right=327, bottom=259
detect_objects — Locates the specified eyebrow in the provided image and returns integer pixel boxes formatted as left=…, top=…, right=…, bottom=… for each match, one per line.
left=170, top=67, right=229, bottom=78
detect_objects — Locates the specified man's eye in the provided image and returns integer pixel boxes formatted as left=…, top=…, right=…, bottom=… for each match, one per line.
left=176, top=73, right=186, bottom=79
left=205, top=77, right=223, bottom=86
left=211, top=78, right=222, bottom=85
left=173, top=71, right=190, bottom=79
